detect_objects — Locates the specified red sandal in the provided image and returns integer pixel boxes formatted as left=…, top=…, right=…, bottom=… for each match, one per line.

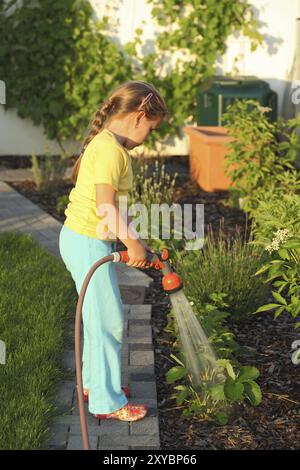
left=94, top=402, right=148, bottom=422
left=82, top=385, right=130, bottom=402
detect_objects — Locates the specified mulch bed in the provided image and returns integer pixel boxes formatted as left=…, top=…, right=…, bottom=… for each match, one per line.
left=5, top=156, right=300, bottom=449
left=145, top=269, right=300, bottom=450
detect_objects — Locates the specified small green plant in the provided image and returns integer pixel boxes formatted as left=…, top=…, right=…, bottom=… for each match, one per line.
left=56, top=195, right=69, bottom=215
left=167, top=354, right=262, bottom=424
left=129, top=158, right=177, bottom=207
left=171, top=219, right=270, bottom=321
left=222, top=99, right=300, bottom=212
left=165, top=292, right=262, bottom=424
left=248, top=192, right=300, bottom=245
left=31, top=145, right=70, bottom=194
left=254, top=230, right=300, bottom=327
left=129, top=158, right=179, bottom=248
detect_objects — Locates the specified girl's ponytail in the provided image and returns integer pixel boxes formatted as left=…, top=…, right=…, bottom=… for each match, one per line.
left=71, top=99, right=115, bottom=185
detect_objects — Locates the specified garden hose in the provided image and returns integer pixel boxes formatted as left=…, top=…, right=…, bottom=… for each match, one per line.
left=74, top=247, right=183, bottom=450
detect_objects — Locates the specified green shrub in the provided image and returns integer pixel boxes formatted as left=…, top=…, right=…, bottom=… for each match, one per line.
left=248, top=192, right=300, bottom=247
left=31, top=147, right=70, bottom=194
left=126, top=0, right=262, bottom=147
left=0, top=0, right=132, bottom=151
left=171, top=219, right=270, bottom=321
left=129, top=158, right=177, bottom=207
left=128, top=158, right=179, bottom=247
left=56, top=194, right=69, bottom=215
left=254, top=231, right=300, bottom=327
left=222, top=99, right=300, bottom=213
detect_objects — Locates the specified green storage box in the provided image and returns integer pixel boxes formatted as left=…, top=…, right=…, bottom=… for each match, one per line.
left=197, top=75, right=278, bottom=125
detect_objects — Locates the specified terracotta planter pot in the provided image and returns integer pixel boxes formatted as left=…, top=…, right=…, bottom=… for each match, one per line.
left=183, top=126, right=239, bottom=192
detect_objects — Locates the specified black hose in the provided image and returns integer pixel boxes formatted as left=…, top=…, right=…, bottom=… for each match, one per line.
left=75, top=254, right=114, bottom=451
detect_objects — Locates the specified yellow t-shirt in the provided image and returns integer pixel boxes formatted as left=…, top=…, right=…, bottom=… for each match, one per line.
left=64, top=128, right=133, bottom=241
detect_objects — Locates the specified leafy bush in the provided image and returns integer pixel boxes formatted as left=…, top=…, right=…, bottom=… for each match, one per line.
left=248, top=192, right=300, bottom=246
left=243, top=193, right=300, bottom=327
left=125, top=0, right=263, bottom=147
left=31, top=148, right=69, bottom=194
left=56, top=194, right=69, bottom=215
left=0, top=0, right=132, bottom=151
left=129, top=158, right=177, bottom=207
left=222, top=100, right=300, bottom=213
left=254, top=231, right=300, bottom=327
left=171, top=220, right=270, bottom=321
left=128, top=158, right=179, bottom=248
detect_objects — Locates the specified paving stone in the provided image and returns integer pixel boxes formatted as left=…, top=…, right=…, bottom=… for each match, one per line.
left=123, top=304, right=130, bottom=314
left=127, top=364, right=155, bottom=376
left=128, top=321, right=152, bottom=338
left=69, top=423, right=101, bottom=435
left=124, top=336, right=153, bottom=344
left=99, top=434, right=159, bottom=447
left=130, top=381, right=157, bottom=399
left=130, top=446, right=161, bottom=450
left=63, top=350, right=75, bottom=375
left=99, top=446, right=130, bottom=450
left=47, top=423, right=69, bottom=448
left=130, top=372, right=156, bottom=382
left=54, top=381, right=76, bottom=414
left=121, top=371, right=129, bottom=383
left=67, top=435, right=98, bottom=450
left=129, top=305, right=152, bottom=315
left=54, top=414, right=95, bottom=427
left=99, top=420, right=129, bottom=435
left=125, top=312, right=150, bottom=320
left=130, top=350, right=154, bottom=366
left=119, top=286, right=146, bottom=305
left=129, top=343, right=154, bottom=351
left=130, top=417, right=159, bottom=436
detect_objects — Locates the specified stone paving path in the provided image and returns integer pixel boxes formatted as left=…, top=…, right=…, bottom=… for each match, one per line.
left=0, top=174, right=161, bottom=450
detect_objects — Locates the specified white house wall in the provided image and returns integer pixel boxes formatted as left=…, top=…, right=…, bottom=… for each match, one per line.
left=1, top=0, right=299, bottom=157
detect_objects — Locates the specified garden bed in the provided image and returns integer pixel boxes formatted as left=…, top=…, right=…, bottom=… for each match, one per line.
left=8, top=155, right=250, bottom=240
left=5, top=158, right=300, bottom=449
left=146, top=268, right=300, bottom=450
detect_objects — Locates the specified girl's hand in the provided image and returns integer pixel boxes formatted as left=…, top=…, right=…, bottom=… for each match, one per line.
left=139, top=239, right=160, bottom=266
left=126, top=241, right=147, bottom=268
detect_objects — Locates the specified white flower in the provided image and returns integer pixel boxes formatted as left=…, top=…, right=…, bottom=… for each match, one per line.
left=265, top=228, right=291, bottom=254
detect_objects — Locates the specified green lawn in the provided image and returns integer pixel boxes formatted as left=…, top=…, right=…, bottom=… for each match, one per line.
left=0, top=232, right=76, bottom=450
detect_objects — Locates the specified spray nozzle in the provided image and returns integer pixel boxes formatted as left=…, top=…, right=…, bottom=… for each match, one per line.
left=112, top=248, right=183, bottom=294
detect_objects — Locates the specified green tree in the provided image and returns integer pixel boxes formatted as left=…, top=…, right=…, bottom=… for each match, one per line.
left=123, top=0, right=263, bottom=148
left=0, top=0, right=132, bottom=155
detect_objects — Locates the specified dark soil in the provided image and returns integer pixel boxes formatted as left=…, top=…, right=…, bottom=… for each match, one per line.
left=144, top=268, right=300, bottom=450
left=5, top=156, right=300, bottom=450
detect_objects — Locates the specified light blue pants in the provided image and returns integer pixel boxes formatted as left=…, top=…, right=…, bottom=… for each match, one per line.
left=59, top=224, right=128, bottom=414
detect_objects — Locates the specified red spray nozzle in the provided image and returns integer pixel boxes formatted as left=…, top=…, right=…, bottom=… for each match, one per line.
left=115, top=248, right=183, bottom=294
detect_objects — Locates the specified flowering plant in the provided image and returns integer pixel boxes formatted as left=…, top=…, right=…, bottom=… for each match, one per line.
left=253, top=228, right=300, bottom=327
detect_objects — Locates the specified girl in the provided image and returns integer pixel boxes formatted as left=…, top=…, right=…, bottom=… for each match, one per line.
left=59, top=80, right=168, bottom=422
